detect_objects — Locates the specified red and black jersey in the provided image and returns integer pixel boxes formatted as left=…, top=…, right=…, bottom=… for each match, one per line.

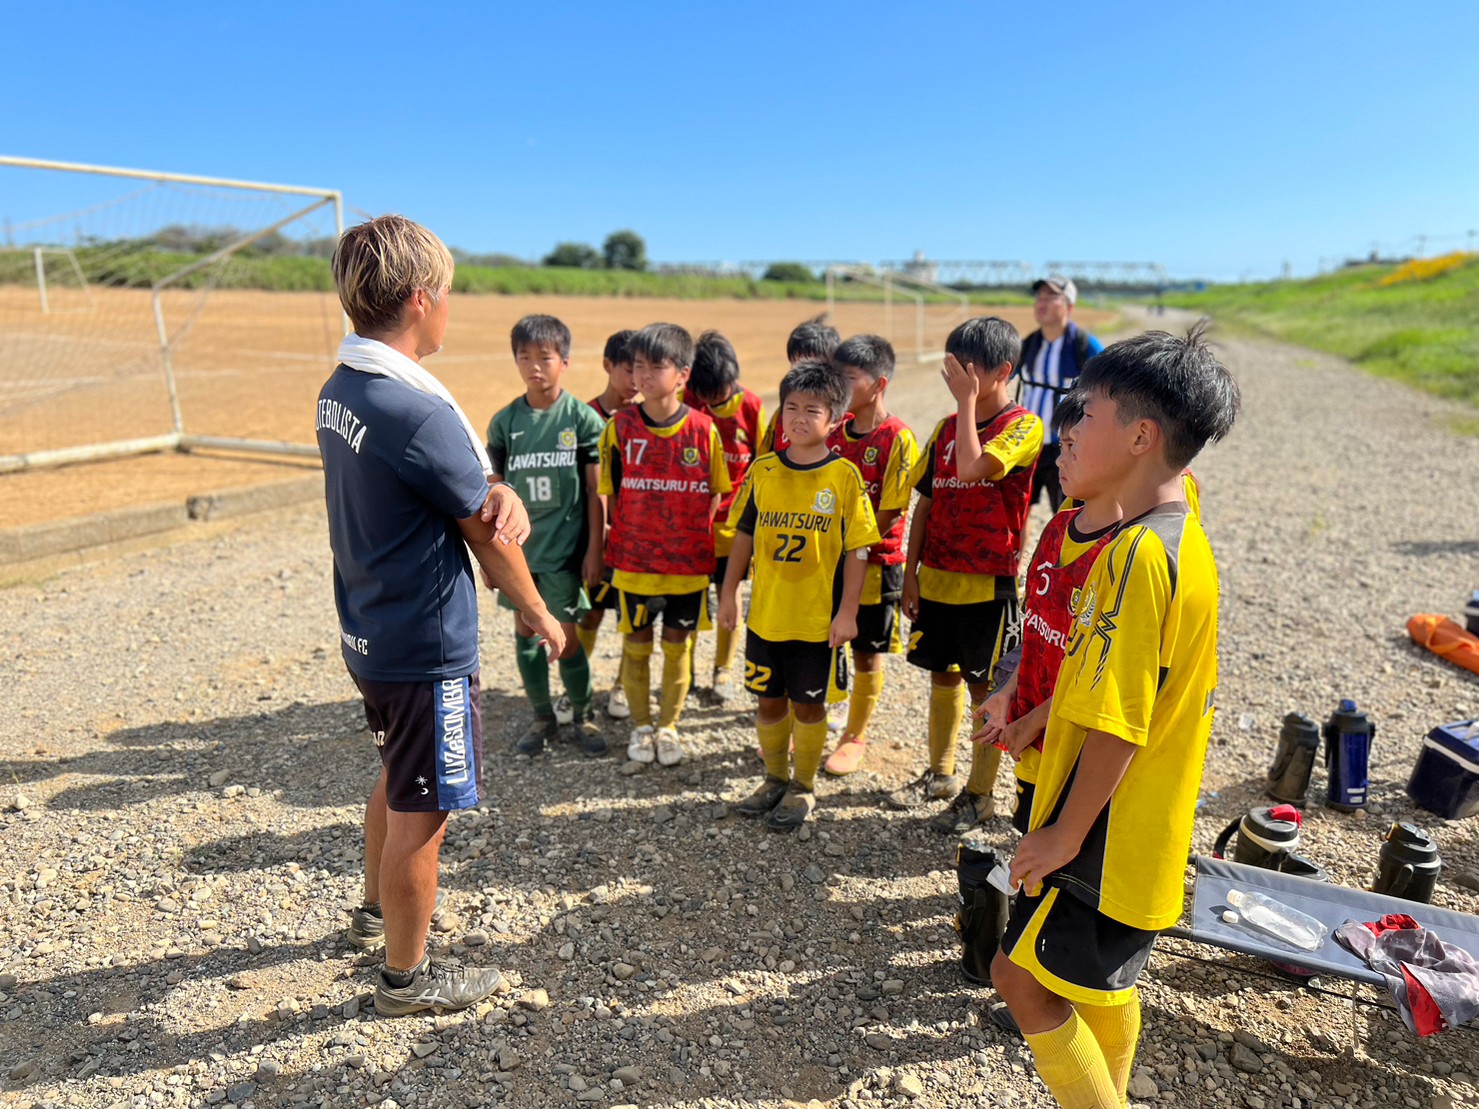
left=691, top=387, right=766, bottom=527
left=1012, top=507, right=1117, bottom=740
left=603, top=406, right=720, bottom=578
left=916, top=404, right=1039, bottom=578
left=836, top=415, right=911, bottom=565
left=589, top=396, right=614, bottom=421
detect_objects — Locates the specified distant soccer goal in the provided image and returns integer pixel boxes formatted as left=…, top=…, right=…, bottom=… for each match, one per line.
left=0, top=155, right=344, bottom=473
left=824, top=264, right=971, bottom=363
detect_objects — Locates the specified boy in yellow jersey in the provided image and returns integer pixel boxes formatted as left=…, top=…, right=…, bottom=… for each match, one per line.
left=718, top=360, right=879, bottom=831
left=820, top=335, right=919, bottom=775
left=992, top=326, right=1239, bottom=1108
left=598, top=324, right=730, bottom=767
left=893, top=318, right=1042, bottom=836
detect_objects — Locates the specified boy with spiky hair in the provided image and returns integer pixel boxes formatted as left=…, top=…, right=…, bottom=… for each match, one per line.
left=486, top=314, right=608, bottom=757
left=718, top=360, right=879, bottom=831
left=993, top=326, right=1238, bottom=1108
left=892, top=317, right=1042, bottom=836
left=599, top=323, right=731, bottom=766
left=687, top=329, right=767, bottom=702
left=821, top=335, right=919, bottom=776
left=579, top=329, right=641, bottom=721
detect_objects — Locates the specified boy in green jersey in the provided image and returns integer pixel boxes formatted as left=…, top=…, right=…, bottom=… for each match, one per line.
left=486, top=315, right=608, bottom=756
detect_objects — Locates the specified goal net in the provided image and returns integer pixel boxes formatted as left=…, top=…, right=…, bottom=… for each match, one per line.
left=0, top=156, right=343, bottom=472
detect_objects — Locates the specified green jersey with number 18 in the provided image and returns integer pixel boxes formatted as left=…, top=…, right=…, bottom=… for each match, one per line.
left=486, top=391, right=605, bottom=573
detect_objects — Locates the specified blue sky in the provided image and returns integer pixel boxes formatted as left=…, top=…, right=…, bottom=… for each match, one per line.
left=3, top=1, right=1476, bottom=280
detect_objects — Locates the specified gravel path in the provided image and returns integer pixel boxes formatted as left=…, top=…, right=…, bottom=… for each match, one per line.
left=3, top=311, right=1478, bottom=1109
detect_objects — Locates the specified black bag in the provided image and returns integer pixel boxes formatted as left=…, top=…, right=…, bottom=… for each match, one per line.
left=955, top=842, right=1010, bottom=985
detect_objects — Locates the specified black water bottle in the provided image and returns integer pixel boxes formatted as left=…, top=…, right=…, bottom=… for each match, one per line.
left=955, top=841, right=1010, bottom=985
left=1267, top=713, right=1321, bottom=805
left=1372, top=822, right=1442, bottom=903
left=1212, top=805, right=1302, bottom=870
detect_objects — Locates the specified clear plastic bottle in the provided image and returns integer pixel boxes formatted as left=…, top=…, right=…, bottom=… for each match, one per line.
left=1225, top=888, right=1327, bottom=952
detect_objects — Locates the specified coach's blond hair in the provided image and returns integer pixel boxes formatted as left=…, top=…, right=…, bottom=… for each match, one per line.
left=332, top=215, right=455, bottom=336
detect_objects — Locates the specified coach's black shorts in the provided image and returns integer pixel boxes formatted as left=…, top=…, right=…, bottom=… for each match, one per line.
left=617, top=587, right=709, bottom=635
left=588, top=567, right=619, bottom=611
left=351, top=669, right=483, bottom=814
left=744, top=631, right=849, bottom=705
left=999, top=884, right=1157, bottom=1006
left=906, top=593, right=1020, bottom=684
left=1031, top=442, right=1065, bottom=510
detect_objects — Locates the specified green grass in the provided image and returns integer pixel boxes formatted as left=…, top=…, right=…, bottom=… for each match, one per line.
left=1166, top=257, right=1479, bottom=406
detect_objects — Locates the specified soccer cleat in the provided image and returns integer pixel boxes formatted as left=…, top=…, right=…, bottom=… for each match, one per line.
left=553, top=695, right=575, bottom=726
left=823, top=733, right=867, bottom=777
left=373, top=956, right=503, bottom=1017
left=572, top=716, right=608, bottom=758
left=513, top=715, right=559, bottom=756
left=710, top=669, right=738, bottom=704
left=987, top=1000, right=1022, bottom=1036
left=606, top=687, right=631, bottom=720
left=766, top=782, right=816, bottom=833
left=347, top=889, right=448, bottom=950
left=654, top=726, right=684, bottom=767
left=735, top=775, right=790, bottom=817
left=929, top=790, right=996, bottom=835
left=885, top=770, right=959, bottom=810
left=626, top=724, right=656, bottom=764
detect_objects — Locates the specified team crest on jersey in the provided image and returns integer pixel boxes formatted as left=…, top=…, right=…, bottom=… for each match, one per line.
left=1075, top=583, right=1098, bottom=628
left=863, top=446, right=879, bottom=464
left=683, top=446, right=700, bottom=465
left=558, top=428, right=577, bottom=449
left=735, top=429, right=749, bottom=444
left=811, top=488, right=837, bottom=515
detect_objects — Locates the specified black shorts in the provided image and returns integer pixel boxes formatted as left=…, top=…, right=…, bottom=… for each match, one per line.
left=1000, top=884, right=1158, bottom=1006
left=1011, top=777, right=1036, bottom=835
left=711, top=555, right=730, bottom=589
left=906, top=593, right=1020, bottom=684
left=351, top=669, right=483, bottom=814
left=1031, top=443, right=1064, bottom=510
left=617, top=587, right=709, bottom=635
left=744, top=631, right=849, bottom=705
left=855, top=562, right=903, bottom=655
left=588, top=567, right=619, bottom=611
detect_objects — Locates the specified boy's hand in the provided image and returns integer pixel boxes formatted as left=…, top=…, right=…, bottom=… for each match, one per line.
left=828, top=611, right=858, bottom=649
left=521, top=604, right=566, bottom=657
left=941, top=353, right=979, bottom=407
left=1001, top=714, right=1043, bottom=758
left=480, top=483, right=532, bottom=546
left=717, top=594, right=739, bottom=632
left=901, top=571, right=920, bottom=622
left=1010, top=824, right=1080, bottom=897
left=582, top=546, right=604, bottom=590
left=974, top=687, right=1009, bottom=723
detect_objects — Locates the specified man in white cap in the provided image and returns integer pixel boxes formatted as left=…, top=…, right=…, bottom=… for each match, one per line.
left=1017, top=275, right=1103, bottom=510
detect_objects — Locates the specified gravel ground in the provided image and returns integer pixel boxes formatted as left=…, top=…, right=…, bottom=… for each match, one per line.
left=2, top=310, right=1478, bottom=1109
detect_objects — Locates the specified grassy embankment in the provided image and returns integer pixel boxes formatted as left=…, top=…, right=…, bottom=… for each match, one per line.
left=1167, top=254, right=1479, bottom=413
left=0, top=248, right=1029, bottom=304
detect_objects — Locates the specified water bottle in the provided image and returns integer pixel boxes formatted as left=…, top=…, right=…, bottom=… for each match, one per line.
left=1372, top=822, right=1442, bottom=903
left=1266, top=713, right=1321, bottom=805
left=1465, top=589, right=1479, bottom=636
left=1323, top=699, right=1375, bottom=811
left=1212, top=804, right=1301, bottom=869
left=1225, top=888, right=1327, bottom=952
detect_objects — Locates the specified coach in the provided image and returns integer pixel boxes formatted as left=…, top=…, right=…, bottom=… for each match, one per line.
left=1017, top=275, right=1103, bottom=510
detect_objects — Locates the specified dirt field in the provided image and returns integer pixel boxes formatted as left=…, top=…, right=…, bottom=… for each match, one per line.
left=0, top=289, right=1110, bottom=530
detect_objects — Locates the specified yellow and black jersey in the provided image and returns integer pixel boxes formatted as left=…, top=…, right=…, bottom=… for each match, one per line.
left=1030, top=504, right=1220, bottom=931
left=1062, top=470, right=1202, bottom=522
left=728, top=451, right=881, bottom=643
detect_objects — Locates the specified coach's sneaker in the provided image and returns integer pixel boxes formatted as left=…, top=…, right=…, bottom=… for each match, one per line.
left=572, top=715, right=608, bottom=758
left=373, top=955, right=503, bottom=1017
left=885, top=770, right=959, bottom=810
left=654, top=726, right=685, bottom=767
left=347, top=889, right=448, bottom=950
left=514, top=715, right=559, bottom=756
left=735, top=775, right=790, bottom=817
left=766, top=781, right=816, bottom=833
left=823, top=733, right=867, bottom=777
left=929, top=789, right=995, bottom=835
left=626, top=724, right=657, bottom=764
left=553, top=695, right=575, bottom=726
left=606, top=686, right=631, bottom=720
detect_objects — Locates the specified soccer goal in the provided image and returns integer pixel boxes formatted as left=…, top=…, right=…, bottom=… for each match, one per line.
left=0, top=155, right=345, bottom=473
left=823, top=264, right=971, bottom=363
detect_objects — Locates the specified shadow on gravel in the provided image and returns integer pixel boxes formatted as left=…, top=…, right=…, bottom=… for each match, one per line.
left=1390, top=537, right=1479, bottom=558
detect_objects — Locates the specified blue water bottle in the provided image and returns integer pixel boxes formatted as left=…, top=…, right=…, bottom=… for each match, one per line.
left=1322, top=699, right=1374, bottom=812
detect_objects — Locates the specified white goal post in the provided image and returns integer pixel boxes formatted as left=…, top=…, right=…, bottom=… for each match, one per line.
left=824, top=264, right=971, bottom=361
left=0, top=155, right=345, bottom=474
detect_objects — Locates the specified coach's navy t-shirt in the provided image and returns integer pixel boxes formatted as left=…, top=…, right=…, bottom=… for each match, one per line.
left=316, top=365, right=489, bottom=682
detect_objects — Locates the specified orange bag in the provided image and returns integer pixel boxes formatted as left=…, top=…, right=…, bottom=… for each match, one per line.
left=1407, top=614, right=1479, bottom=678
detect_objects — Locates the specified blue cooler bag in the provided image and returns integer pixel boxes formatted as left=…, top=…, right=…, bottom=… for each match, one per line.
left=1406, top=720, right=1479, bottom=819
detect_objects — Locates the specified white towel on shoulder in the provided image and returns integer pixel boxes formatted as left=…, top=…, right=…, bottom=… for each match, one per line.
left=336, top=334, right=492, bottom=476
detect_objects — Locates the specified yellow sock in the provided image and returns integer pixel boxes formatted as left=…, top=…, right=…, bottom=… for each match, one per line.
left=657, top=638, right=692, bottom=728
left=757, top=717, right=792, bottom=780
left=1075, top=990, right=1141, bottom=1106
left=714, top=625, right=738, bottom=675
left=1023, top=1010, right=1121, bottom=1109
left=845, top=669, right=884, bottom=742
left=576, top=625, right=598, bottom=661
left=622, top=639, right=653, bottom=727
left=927, top=682, right=966, bottom=777
left=791, top=718, right=830, bottom=790
left=966, top=705, right=1003, bottom=796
